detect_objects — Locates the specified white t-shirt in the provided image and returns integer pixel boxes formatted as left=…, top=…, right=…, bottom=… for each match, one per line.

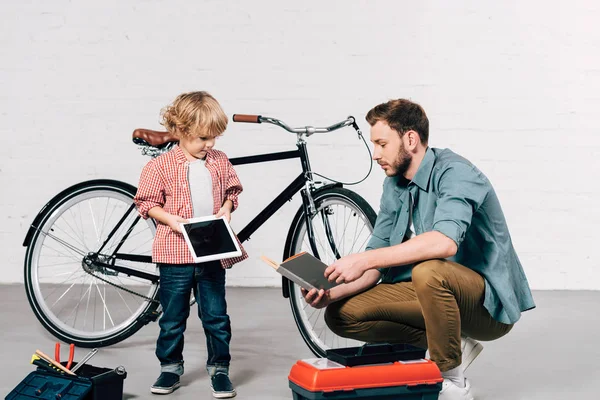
left=188, top=159, right=214, bottom=217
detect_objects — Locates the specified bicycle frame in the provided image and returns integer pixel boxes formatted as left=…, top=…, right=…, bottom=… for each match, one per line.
left=25, top=116, right=359, bottom=296
left=85, top=140, right=340, bottom=284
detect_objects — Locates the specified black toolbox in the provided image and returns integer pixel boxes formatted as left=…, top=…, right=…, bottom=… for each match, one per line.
left=326, top=343, right=426, bottom=366
left=5, top=362, right=126, bottom=400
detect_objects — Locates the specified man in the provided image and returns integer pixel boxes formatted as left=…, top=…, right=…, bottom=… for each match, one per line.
left=302, top=99, right=535, bottom=400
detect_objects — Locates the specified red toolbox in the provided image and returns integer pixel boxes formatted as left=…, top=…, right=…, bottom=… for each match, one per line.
left=289, top=344, right=442, bottom=400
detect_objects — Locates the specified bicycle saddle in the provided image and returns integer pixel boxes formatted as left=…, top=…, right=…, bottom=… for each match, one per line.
left=132, top=129, right=178, bottom=148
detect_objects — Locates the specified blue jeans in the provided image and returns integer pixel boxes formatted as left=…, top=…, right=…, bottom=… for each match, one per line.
left=156, top=261, right=231, bottom=376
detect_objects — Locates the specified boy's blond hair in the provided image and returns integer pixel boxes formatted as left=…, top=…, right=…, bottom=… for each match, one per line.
left=160, top=91, right=228, bottom=139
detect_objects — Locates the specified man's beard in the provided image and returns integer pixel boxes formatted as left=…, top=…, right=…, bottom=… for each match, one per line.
left=391, top=144, right=412, bottom=177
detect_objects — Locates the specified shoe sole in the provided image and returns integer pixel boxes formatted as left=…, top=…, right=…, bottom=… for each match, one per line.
left=462, top=341, right=483, bottom=373
left=151, top=382, right=181, bottom=395
left=212, top=389, right=236, bottom=398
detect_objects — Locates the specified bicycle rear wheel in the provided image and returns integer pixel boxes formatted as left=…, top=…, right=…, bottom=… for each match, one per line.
left=284, top=186, right=377, bottom=357
left=24, top=180, right=160, bottom=347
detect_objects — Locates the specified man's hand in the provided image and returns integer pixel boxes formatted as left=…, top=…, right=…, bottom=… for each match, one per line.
left=325, top=252, right=370, bottom=284
left=165, top=214, right=188, bottom=233
left=301, top=288, right=332, bottom=309
left=216, top=200, right=233, bottom=222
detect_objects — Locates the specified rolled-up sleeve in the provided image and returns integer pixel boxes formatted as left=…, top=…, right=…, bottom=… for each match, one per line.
left=224, top=161, right=243, bottom=212
left=134, top=160, right=165, bottom=219
left=432, top=163, right=488, bottom=247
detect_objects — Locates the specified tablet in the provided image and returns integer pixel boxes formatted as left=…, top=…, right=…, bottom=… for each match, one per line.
left=180, top=215, right=242, bottom=263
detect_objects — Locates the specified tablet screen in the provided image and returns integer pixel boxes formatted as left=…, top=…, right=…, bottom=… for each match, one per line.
left=183, top=218, right=238, bottom=257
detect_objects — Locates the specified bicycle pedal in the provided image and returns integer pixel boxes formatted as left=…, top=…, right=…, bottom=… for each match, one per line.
left=140, top=310, right=161, bottom=324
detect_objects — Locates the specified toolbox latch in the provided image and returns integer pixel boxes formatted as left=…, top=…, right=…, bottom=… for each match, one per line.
left=323, top=388, right=356, bottom=397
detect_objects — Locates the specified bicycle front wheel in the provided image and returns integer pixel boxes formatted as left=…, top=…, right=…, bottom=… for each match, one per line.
left=284, top=186, right=377, bottom=357
left=24, top=180, right=160, bottom=347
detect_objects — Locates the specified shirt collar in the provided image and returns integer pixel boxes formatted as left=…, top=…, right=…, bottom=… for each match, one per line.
left=173, top=145, right=214, bottom=164
left=410, top=147, right=435, bottom=191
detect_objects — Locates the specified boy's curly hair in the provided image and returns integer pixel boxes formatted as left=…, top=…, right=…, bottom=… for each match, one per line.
left=160, top=91, right=228, bottom=139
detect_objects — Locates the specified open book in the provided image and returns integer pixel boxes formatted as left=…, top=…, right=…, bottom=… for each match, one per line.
left=261, top=252, right=339, bottom=291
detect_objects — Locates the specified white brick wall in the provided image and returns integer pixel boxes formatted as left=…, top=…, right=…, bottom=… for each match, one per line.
left=1, top=1, right=598, bottom=288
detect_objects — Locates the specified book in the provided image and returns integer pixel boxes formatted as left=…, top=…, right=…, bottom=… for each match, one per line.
left=260, top=252, right=339, bottom=291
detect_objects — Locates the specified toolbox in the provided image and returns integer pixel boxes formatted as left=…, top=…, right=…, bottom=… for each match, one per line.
left=5, top=362, right=127, bottom=400
left=289, top=344, right=442, bottom=400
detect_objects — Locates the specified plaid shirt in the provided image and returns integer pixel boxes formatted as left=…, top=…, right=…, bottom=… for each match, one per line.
left=134, top=145, right=248, bottom=267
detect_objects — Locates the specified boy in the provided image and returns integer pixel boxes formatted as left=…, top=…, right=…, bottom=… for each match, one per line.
left=134, top=91, right=247, bottom=398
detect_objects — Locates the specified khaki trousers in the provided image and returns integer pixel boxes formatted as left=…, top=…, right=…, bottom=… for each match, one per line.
left=324, top=259, right=513, bottom=372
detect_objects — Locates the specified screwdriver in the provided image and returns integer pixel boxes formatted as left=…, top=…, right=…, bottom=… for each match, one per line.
left=71, top=348, right=99, bottom=373
left=31, top=354, right=63, bottom=374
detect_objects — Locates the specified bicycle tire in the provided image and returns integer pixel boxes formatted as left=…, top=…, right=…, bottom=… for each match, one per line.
left=283, top=186, right=377, bottom=357
left=24, top=179, right=160, bottom=347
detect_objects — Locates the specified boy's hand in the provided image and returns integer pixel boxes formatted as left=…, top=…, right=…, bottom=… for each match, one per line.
left=216, top=200, right=233, bottom=222
left=165, top=214, right=188, bottom=233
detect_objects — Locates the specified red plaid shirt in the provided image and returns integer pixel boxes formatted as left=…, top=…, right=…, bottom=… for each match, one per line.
left=134, top=145, right=248, bottom=267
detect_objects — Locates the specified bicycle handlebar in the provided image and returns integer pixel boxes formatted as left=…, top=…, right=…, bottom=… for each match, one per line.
left=232, top=114, right=261, bottom=123
left=232, top=114, right=356, bottom=136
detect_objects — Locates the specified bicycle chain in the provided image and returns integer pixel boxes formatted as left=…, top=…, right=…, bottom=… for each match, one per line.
left=82, top=262, right=160, bottom=304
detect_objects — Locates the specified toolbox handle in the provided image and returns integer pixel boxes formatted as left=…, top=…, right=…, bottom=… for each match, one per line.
left=323, top=388, right=356, bottom=397
left=56, top=380, right=75, bottom=398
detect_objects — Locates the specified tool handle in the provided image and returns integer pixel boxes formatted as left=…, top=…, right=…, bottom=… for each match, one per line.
left=66, top=343, right=75, bottom=370
left=32, top=358, right=61, bottom=374
left=35, top=349, right=76, bottom=375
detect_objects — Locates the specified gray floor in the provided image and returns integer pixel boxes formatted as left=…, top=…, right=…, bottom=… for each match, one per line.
left=2, top=285, right=599, bottom=399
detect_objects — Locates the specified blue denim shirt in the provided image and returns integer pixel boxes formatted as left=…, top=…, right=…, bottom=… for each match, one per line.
left=367, top=147, right=535, bottom=324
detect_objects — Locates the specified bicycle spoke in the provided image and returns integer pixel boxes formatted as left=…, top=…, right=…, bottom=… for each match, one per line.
left=63, top=281, right=94, bottom=327
left=84, top=278, right=93, bottom=331
left=37, top=260, right=81, bottom=269
left=38, top=229, right=86, bottom=257
left=64, top=207, right=89, bottom=251
left=88, top=202, right=101, bottom=248
left=98, top=197, right=112, bottom=242
left=348, top=218, right=368, bottom=255
left=93, top=282, right=112, bottom=329
left=112, top=284, right=135, bottom=315
left=50, top=281, right=78, bottom=309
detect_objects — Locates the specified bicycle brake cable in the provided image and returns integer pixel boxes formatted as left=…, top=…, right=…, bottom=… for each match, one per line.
left=311, top=120, right=373, bottom=186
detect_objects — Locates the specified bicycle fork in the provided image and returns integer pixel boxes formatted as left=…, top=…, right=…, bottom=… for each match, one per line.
left=300, top=183, right=343, bottom=262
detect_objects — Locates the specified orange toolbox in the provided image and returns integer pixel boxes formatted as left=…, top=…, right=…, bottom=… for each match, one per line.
left=289, top=344, right=442, bottom=400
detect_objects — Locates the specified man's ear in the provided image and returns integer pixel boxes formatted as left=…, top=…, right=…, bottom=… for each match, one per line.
left=405, top=130, right=420, bottom=150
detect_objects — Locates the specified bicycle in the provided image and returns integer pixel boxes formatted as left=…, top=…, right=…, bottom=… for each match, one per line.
left=23, top=114, right=376, bottom=357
